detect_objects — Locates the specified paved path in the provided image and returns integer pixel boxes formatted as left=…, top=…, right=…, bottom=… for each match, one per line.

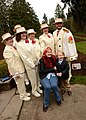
left=19, top=84, right=86, bottom=120
left=0, top=88, right=23, bottom=120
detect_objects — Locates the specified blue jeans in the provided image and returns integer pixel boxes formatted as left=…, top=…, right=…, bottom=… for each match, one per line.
left=41, top=75, right=61, bottom=107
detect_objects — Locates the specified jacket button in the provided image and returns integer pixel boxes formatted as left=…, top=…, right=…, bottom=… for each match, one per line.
left=71, top=58, right=73, bottom=60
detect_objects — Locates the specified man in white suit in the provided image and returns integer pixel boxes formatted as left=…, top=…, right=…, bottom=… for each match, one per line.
left=27, top=29, right=41, bottom=61
left=53, top=18, right=78, bottom=95
left=15, top=27, right=41, bottom=97
left=27, top=29, right=42, bottom=94
left=13, top=24, right=29, bottom=85
left=39, top=23, right=55, bottom=57
left=2, top=33, right=31, bottom=101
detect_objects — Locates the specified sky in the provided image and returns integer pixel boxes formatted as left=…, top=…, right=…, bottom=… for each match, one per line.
left=26, top=0, right=68, bottom=23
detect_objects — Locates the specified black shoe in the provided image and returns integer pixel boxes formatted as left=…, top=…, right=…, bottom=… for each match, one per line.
left=43, top=105, right=48, bottom=112
left=62, top=90, right=66, bottom=95
left=68, top=91, right=72, bottom=96
left=61, top=95, right=64, bottom=101
left=57, top=100, right=61, bottom=106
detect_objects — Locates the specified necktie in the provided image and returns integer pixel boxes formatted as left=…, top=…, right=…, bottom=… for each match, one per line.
left=13, top=46, right=17, bottom=50
left=47, top=35, right=51, bottom=38
left=57, top=30, right=60, bottom=36
left=25, top=39, right=29, bottom=43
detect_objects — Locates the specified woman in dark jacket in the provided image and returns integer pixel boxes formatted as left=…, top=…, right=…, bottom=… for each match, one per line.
left=39, top=47, right=61, bottom=112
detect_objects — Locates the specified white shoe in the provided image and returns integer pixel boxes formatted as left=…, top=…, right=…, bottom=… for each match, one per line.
left=38, top=89, right=43, bottom=94
left=25, top=79, right=29, bottom=85
left=20, top=96, right=31, bottom=101
left=32, top=91, right=41, bottom=97
left=26, top=92, right=31, bottom=96
left=39, top=84, right=42, bottom=87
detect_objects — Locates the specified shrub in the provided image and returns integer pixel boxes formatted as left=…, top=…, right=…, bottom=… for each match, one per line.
left=0, top=59, right=8, bottom=78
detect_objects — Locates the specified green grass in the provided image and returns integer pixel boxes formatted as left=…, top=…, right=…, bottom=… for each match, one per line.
left=76, top=41, right=86, bottom=54
left=74, top=36, right=86, bottom=41
left=74, top=32, right=86, bottom=35
left=71, top=76, right=86, bottom=85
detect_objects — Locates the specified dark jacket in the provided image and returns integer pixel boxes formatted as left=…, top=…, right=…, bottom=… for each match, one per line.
left=56, top=58, right=69, bottom=81
left=39, top=58, right=56, bottom=79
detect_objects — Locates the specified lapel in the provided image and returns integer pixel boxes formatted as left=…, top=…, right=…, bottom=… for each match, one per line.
left=42, top=33, right=52, bottom=43
left=57, top=28, right=65, bottom=41
left=6, top=45, right=18, bottom=56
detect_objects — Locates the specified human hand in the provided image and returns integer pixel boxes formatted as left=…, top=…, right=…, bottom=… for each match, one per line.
left=57, top=73, right=60, bottom=76
left=59, top=72, right=62, bottom=76
left=14, top=73, right=21, bottom=78
left=57, top=72, right=62, bottom=76
left=35, top=60, right=39, bottom=66
left=54, top=66, right=57, bottom=70
left=16, top=75, right=21, bottom=78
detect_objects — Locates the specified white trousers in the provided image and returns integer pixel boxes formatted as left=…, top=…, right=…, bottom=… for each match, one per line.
left=26, top=68, right=38, bottom=93
left=24, top=72, right=29, bottom=84
left=67, top=61, right=72, bottom=83
left=14, top=73, right=26, bottom=98
left=35, top=65, right=41, bottom=89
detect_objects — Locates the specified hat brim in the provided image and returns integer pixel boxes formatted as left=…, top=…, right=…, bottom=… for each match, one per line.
left=41, top=26, right=49, bottom=30
left=1, top=40, right=4, bottom=43
left=1, top=36, right=13, bottom=43
left=16, top=31, right=27, bottom=35
left=27, top=32, right=36, bottom=35
left=54, top=22, right=63, bottom=24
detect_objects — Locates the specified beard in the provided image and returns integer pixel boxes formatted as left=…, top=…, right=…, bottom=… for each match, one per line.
left=57, top=26, right=62, bottom=30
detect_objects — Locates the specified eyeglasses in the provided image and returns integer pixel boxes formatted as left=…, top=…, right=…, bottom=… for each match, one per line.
left=5, top=37, right=13, bottom=41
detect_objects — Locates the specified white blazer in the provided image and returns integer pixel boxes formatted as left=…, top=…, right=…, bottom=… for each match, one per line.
left=3, top=45, right=25, bottom=75
left=53, top=27, right=78, bottom=61
left=28, top=38, right=41, bottom=60
left=39, top=33, right=55, bottom=56
left=16, top=39, right=38, bottom=70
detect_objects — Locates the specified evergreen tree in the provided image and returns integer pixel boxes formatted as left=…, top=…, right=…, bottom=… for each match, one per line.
left=49, top=18, right=55, bottom=33
left=42, top=13, right=48, bottom=24
left=54, top=4, right=65, bottom=19
left=8, top=0, right=40, bottom=35
left=0, top=0, right=10, bottom=35
left=61, top=0, right=86, bottom=32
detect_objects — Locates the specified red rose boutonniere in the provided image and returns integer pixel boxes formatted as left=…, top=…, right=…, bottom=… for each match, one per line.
left=25, top=39, right=29, bottom=43
left=32, top=40, right=36, bottom=44
left=68, top=36, right=73, bottom=43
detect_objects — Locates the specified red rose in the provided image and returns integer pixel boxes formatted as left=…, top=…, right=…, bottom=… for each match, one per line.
left=32, top=40, right=36, bottom=44
left=68, top=36, right=73, bottom=43
left=69, top=36, right=73, bottom=41
left=25, top=39, right=29, bottom=43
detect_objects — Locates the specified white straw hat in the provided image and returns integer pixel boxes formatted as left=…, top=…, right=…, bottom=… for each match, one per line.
left=27, top=29, right=36, bottom=34
left=16, top=27, right=26, bottom=34
left=13, top=24, right=21, bottom=32
left=54, top=18, right=63, bottom=24
left=1, top=33, right=12, bottom=42
left=41, top=23, right=49, bottom=30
